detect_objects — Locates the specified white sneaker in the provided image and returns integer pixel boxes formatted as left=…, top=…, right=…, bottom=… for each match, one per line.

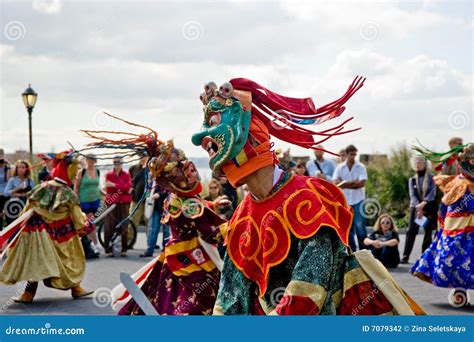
left=91, top=243, right=101, bottom=255
left=97, top=244, right=105, bottom=254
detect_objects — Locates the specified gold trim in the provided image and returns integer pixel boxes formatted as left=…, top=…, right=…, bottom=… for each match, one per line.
left=444, top=215, right=474, bottom=230
left=262, top=228, right=278, bottom=257
left=212, top=302, right=224, bottom=315
left=285, top=280, right=327, bottom=307
left=260, top=210, right=289, bottom=257
left=165, top=237, right=199, bottom=256
left=229, top=216, right=261, bottom=261
left=332, top=289, right=342, bottom=309
left=235, top=149, right=249, bottom=166
left=171, top=260, right=216, bottom=276
left=354, top=249, right=426, bottom=315
left=343, top=267, right=370, bottom=296
left=219, top=223, right=229, bottom=240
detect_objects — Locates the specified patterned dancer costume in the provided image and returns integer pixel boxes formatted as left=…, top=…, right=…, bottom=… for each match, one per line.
left=192, top=78, right=425, bottom=315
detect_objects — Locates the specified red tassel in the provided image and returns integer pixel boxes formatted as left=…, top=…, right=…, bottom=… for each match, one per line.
left=230, top=76, right=365, bottom=152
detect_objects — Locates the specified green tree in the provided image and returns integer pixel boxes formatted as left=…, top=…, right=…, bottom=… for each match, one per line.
left=366, top=144, right=412, bottom=229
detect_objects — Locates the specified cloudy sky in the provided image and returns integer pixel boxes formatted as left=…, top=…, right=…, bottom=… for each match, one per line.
left=1, top=0, right=472, bottom=161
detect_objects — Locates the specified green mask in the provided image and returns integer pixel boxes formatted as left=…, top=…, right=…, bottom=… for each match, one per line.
left=191, top=82, right=251, bottom=172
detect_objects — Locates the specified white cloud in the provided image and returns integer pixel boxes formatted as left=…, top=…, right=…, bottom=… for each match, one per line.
left=1, top=1, right=472, bottom=158
left=328, top=49, right=393, bottom=77
left=2, top=43, right=471, bottom=158
left=32, top=0, right=63, bottom=14
left=326, top=49, right=471, bottom=101
left=280, top=0, right=451, bottom=39
left=2, top=0, right=462, bottom=67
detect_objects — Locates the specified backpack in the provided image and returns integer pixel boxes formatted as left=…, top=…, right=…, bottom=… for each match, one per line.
left=2, top=164, right=10, bottom=183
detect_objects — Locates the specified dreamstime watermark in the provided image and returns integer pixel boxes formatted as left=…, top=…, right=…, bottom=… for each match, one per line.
left=181, top=21, right=203, bottom=41
left=352, top=278, right=390, bottom=315
left=260, top=193, right=289, bottom=227
left=269, top=110, right=292, bottom=131
left=448, top=110, right=471, bottom=130
left=3, top=21, right=26, bottom=41
left=448, top=288, right=470, bottom=308
left=359, top=198, right=381, bottom=219
left=4, top=323, right=84, bottom=336
left=92, top=287, right=112, bottom=308
left=94, top=191, right=121, bottom=222
left=88, top=23, right=110, bottom=48
left=4, top=198, right=25, bottom=220
left=359, top=22, right=380, bottom=41
left=0, top=284, right=26, bottom=313
left=269, top=287, right=287, bottom=307
left=193, top=278, right=213, bottom=295
left=87, top=12, right=119, bottom=48
left=92, top=111, right=112, bottom=130
left=174, top=278, right=215, bottom=314
left=451, top=192, right=473, bottom=215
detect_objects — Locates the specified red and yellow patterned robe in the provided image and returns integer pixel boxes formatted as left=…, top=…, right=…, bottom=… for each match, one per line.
left=214, top=172, right=424, bottom=315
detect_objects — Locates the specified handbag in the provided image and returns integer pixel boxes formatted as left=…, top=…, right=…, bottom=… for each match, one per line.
left=144, top=195, right=154, bottom=220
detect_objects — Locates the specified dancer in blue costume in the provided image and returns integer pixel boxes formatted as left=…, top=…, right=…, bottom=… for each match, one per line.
left=412, top=143, right=473, bottom=307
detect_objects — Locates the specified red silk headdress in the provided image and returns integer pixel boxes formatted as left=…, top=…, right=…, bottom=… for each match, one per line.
left=229, top=76, right=365, bottom=156
left=217, top=77, right=365, bottom=186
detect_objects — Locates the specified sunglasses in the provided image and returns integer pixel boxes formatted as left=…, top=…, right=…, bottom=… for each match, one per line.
left=113, top=161, right=122, bottom=165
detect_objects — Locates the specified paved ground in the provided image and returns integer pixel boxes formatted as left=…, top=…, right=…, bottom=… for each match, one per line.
left=0, top=232, right=472, bottom=316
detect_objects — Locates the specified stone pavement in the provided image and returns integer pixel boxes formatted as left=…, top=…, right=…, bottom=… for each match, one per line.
left=0, top=232, right=472, bottom=315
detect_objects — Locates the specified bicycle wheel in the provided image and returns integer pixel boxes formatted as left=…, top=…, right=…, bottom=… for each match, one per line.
left=126, top=220, right=137, bottom=249
left=97, top=220, right=137, bottom=250
left=97, top=221, right=106, bottom=248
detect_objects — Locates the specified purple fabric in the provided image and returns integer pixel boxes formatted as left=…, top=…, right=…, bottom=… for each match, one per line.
left=118, top=260, right=220, bottom=315
left=118, top=205, right=224, bottom=315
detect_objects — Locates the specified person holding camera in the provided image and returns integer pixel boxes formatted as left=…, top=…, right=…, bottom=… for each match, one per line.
left=401, top=156, right=437, bottom=264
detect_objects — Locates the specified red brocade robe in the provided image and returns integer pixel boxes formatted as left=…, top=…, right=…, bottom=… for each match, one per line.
left=214, top=173, right=425, bottom=315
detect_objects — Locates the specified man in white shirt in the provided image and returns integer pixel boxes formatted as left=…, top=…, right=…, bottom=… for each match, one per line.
left=333, top=144, right=368, bottom=251
left=306, top=145, right=336, bottom=181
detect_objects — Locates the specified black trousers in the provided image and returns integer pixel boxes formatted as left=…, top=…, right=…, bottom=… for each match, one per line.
left=0, top=195, right=8, bottom=230
left=402, top=206, right=436, bottom=260
left=371, top=246, right=400, bottom=268
left=104, top=203, right=130, bottom=253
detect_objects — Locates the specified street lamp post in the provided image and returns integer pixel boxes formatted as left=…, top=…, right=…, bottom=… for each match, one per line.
left=21, top=84, right=38, bottom=163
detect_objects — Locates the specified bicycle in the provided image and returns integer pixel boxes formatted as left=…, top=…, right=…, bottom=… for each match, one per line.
left=94, top=204, right=138, bottom=251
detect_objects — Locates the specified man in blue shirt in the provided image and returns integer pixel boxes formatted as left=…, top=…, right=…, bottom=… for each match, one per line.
left=305, top=144, right=336, bottom=181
